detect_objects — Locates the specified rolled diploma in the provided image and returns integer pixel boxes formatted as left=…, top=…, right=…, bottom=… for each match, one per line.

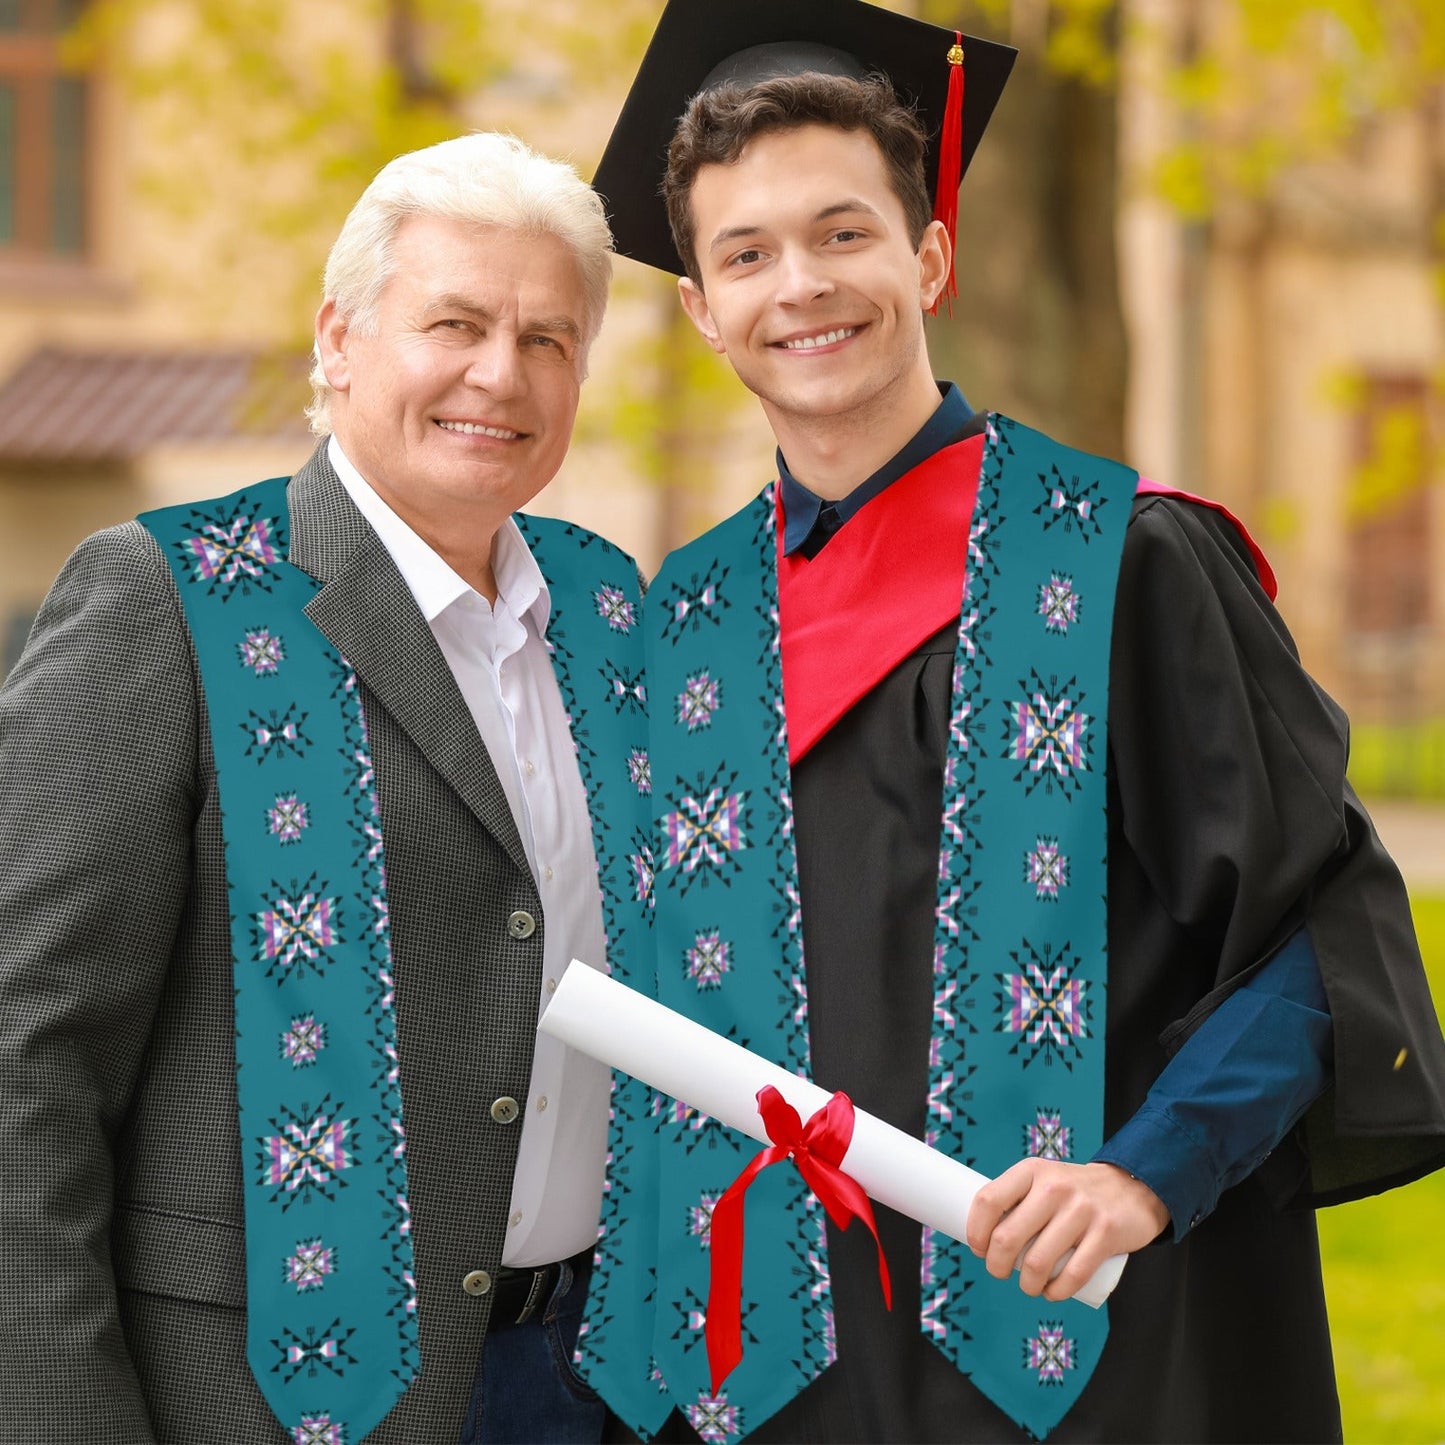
left=541, top=961, right=1124, bottom=1308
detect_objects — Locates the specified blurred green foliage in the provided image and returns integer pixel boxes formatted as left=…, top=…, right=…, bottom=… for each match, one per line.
left=61, top=0, right=662, bottom=329
left=1145, top=0, right=1445, bottom=216
left=1345, top=406, right=1437, bottom=525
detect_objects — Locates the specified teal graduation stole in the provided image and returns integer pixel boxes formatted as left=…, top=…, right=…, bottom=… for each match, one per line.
left=645, top=490, right=821, bottom=1444
left=615, top=416, right=1135, bottom=1442
left=142, top=479, right=416, bottom=1444
left=926, top=415, right=1134, bottom=1437
left=509, top=517, right=666, bottom=1438
left=142, top=486, right=653, bottom=1445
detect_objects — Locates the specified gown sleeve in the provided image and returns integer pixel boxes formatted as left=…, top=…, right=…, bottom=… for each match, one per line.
left=1094, top=928, right=1332, bottom=1235
left=1106, top=494, right=1445, bottom=1208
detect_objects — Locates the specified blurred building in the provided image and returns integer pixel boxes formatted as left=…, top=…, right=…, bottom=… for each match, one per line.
left=0, top=0, right=770, bottom=677
left=1119, top=0, right=1445, bottom=730
left=0, top=0, right=316, bottom=670
left=4, top=0, right=1442, bottom=740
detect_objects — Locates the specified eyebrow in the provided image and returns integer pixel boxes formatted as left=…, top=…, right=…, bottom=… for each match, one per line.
left=423, top=295, right=583, bottom=341
left=706, top=198, right=886, bottom=254
left=528, top=315, right=585, bottom=342
left=424, top=294, right=493, bottom=321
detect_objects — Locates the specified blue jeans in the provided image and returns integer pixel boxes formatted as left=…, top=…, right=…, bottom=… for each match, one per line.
left=459, top=1259, right=607, bottom=1444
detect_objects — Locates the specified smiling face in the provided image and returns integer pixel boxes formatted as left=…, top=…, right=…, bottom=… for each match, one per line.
left=317, top=213, right=588, bottom=544
left=677, top=123, right=949, bottom=441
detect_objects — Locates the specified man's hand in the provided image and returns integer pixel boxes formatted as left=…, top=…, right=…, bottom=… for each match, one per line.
left=965, top=1160, right=1170, bottom=1302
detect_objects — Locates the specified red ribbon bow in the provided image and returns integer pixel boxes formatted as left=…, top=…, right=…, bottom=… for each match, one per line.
left=705, top=1086, right=893, bottom=1393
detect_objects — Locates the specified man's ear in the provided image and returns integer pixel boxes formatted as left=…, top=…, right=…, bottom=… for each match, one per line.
left=917, top=219, right=952, bottom=313
left=678, top=276, right=726, bottom=355
left=315, top=298, right=352, bottom=394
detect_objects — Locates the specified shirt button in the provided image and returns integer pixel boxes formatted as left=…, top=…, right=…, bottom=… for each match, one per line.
left=545, top=978, right=557, bottom=995
left=507, top=910, right=536, bottom=940
left=536, top=1095, right=548, bottom=1113
left=462, top=1269, right=492, bottom=1297
left=524, top=760, right=536, bottom=776
left=543, top=866, right=554, bottom=881
left=491, top=1096, right=521, bottom=1125
left=510, top=1210, right=523, bottom=1228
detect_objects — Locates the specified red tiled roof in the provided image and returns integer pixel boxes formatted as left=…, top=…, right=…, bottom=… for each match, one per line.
left=0, top=347, right=314, bottom=462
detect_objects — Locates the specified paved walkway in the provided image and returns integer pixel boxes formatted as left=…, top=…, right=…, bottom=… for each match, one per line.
left=1360, top=799, right=1445, bottom=894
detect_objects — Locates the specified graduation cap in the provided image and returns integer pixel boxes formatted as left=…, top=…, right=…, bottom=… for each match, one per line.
left=594, top=0, right=1017, bottom=302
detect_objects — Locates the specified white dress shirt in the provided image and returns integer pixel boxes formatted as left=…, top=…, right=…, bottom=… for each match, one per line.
left=329, top=436, right=610, bottom=1267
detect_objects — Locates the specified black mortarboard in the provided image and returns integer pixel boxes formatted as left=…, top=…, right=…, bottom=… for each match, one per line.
left=594, top=0, right=1017, bottom=281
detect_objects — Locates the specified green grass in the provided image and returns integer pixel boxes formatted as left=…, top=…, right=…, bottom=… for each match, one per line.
left=1318, top=894, right=1445, bottom=1442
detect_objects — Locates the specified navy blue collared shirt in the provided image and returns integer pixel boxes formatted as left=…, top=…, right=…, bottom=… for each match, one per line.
left=780, top=383, right=975, bottom=558
left=777, top=382, right=1333, bottom=1236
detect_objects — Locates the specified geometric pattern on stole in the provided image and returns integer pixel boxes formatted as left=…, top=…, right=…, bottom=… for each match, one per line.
left=140, top=477, right=416, bottom=1445
left=511, top=516, right=666, bottom=1438
left=639, top=489, right=829, bottom=1444
left=924, top=415, right=1136, bottom=1439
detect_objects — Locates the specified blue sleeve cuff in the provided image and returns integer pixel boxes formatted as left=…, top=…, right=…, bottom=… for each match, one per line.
left=1094, top=1105, right=1218, bottom=1241
left=1091, top=929, right=1332, bottom=1241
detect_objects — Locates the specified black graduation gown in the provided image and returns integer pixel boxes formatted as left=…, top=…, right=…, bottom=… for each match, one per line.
left=730, top=492, right=1445, bottom=1444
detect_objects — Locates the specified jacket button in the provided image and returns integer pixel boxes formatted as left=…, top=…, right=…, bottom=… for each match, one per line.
left=462, top=1269, right=492, bottom=1297
left=507, top=910, right=536, bottom=940
left=491, top=1096, right=521, bottom=1125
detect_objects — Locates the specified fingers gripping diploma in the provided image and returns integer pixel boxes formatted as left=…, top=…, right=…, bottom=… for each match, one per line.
left=965, top=1160, right=1171, bottom=1302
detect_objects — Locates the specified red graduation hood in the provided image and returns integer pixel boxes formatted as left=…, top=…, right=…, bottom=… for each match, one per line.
left=776, top=441, right=1276, bottom=765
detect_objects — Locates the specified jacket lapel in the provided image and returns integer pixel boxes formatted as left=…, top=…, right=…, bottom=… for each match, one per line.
left=284, top=444, right=532, bottom=878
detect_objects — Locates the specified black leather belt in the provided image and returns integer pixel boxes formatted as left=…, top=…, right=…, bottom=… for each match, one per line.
left=490, top=1249, right=591, bottom=1327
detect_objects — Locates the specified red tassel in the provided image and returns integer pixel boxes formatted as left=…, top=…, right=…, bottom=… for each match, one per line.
left=929, top=33, right=966, bottom=317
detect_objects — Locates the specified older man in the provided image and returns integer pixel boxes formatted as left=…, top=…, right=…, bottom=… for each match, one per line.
left=0, top=133, right=648, bottom=1445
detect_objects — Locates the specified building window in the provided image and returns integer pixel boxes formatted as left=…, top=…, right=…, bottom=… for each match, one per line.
left=1341, top=371, right=1440, bottom=739
left=1345, top=374, right=1435, bottom=639
left=0, top=0, right=89, bottom=258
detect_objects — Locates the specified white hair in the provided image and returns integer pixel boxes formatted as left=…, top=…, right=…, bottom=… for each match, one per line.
left=307, top=131, right=613, bottom=435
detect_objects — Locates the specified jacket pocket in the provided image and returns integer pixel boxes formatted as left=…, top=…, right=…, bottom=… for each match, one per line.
left=113, top=1202, right=247, bottom=1309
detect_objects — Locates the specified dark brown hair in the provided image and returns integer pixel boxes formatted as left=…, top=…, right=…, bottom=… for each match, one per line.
left=663, top=72, right=932, bottom=285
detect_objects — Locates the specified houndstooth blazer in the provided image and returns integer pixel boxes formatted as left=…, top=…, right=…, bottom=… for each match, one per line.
left=0, top=446, right=567, bottom=1443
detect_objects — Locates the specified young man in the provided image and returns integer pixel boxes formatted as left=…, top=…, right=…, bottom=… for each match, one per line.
left=577, top=2, right=1445, bottom=1441
left=0, top=133, right=649, bottom=1444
